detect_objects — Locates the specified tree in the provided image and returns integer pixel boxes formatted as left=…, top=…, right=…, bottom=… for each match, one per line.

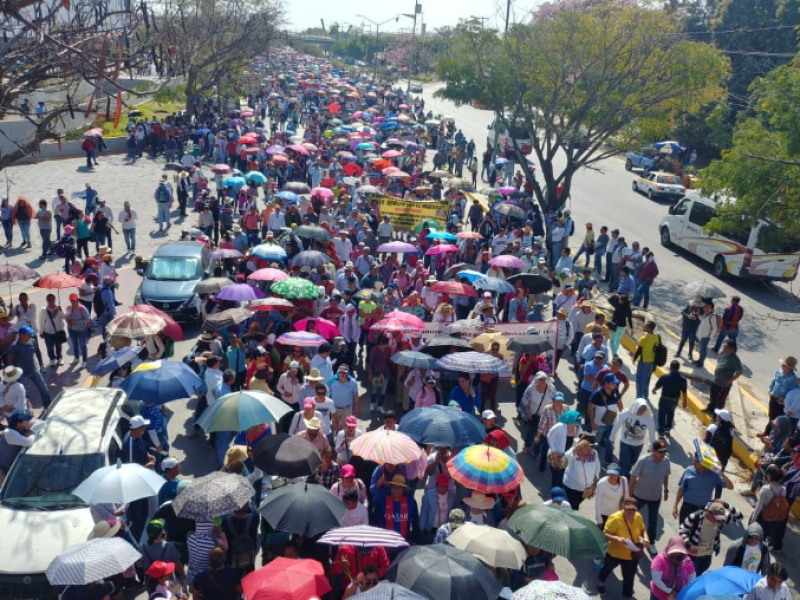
left=701, top=55, right=800, bottom=244
left=436, top=3, right=729, bottom=212
left=153, top=0, right=283, bottom=117
left=0, top=0, right=146, bottom=170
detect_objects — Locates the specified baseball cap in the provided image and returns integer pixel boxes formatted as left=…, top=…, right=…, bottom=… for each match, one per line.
left=345, top=415, right=358, bottom=428
left=603, top=373, right=620, bottom=385
left=146, top=518, right=166, bottom=538
left=553, top=391, right=565, bottom=402
left=652, top=439, right=668, bottom=452
left=69, top=293, right=79, bottom=301
left=714, top=408, right=732, bottom=422
left=436, top=474, right=450, bottom=488
left=289, top=361, right=300, bottom=370
left=550, top=486, right=567, bottom=502
left=161, top=457, right=179, bottom=470
left=449, top=508, right=466, bottom=525
left=481, top=410, right=496, bottom=420
left=707, top=501, right=729, bottom=520
left=606, top=463, right=621, bottom=476
left=594, top=351, right=606, bottom=360
left=341, top=464, right=356, bottom=478
left=338, top=364, right=350, bottom=372
left=18, top=325, right=34, bottom=336
left=130, top=415, right=150, bottom=429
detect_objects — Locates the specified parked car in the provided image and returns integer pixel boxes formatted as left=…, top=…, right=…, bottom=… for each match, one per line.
left=134, top=241, right=211, bottom=321
left=624, top=147, right=658, bottom=172
left=0, top=388, right=130, bottom=600
left=632, top=170, right=685, bottom=199
left=410, top=83, right=423, bottom=93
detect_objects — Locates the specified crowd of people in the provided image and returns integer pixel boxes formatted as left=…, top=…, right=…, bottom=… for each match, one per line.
left=0, top=51, right=797, bottom=600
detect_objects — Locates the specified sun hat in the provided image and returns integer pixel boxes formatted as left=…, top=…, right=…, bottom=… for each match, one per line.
left=388, top=474, right=410, bottom=488
left=146, top=560, right=176, bottom=580
left=88, top=518, right=122, bottom=540
left=2, top=365, right=23, bottom=383
left=779, top=356, right=797, bottom=371
left=304, top=416, right=322, bottom=430
left=463, top=492, right=495, bottom=510
left=306, top=368, right=324, bottom=382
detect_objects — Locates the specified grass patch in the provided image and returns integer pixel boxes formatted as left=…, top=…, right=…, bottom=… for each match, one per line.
left=61, top=98, right=185, bottom=142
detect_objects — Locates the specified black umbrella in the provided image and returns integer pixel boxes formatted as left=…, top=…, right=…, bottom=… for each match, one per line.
left=493, top=203, right=527, bottom=220
left=291, top=250, right=331, bottom=268
left=194, top=277, right=234, bottom=295
left=386, top=544, right=501, bottom=600
left=164, top=163, right=184, bottom=171
left=353, top=289, right=384, bottom=302
left=506, top=273, right=553, bottom=294
left=421, top=336, right=473, bottom=358
left=257, top=482, right=345, bottom=537
left=293, top=225, right=332, bottom=241
left=202, top=307, right=253, bottom=332
left=252, top=433, right=321, bottom=478
left=507, top=335, right=553, bottom=355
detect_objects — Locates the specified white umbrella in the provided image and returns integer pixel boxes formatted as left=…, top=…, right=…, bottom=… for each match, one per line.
left=683, top=280, right=726, bottom=299
left=446, top=523, right=527, bottom=569
left=72, top=460, right=166, bottom=504
left=46, top=538, right=142, bottom=585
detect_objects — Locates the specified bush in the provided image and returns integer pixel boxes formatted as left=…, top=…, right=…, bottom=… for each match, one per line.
left=153, top=84, right=187, bottom=105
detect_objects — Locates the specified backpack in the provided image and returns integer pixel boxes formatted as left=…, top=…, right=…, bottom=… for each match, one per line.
left=156, top=186, right=170, bottom=204
left=761, top=488, right=790, bottom=522
left=654, top=334, right=668, bottom=367
left=93, top=286, right=107, bottom=316
left=568, top=219, right=575, bottom=236
left=710, top=424, right=733, bottom=462
left=225, top=513, right=256, bottom=568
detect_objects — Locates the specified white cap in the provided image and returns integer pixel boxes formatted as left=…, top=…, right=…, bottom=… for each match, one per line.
left=289, top=361, right=300, bottom=370
left=481, top=410, right=496, bottom=420
left=161, top=457, right=179, bottom=470
left=130, top=415, right=150, bottom=429
left=714, top=408, right=732, bottom=422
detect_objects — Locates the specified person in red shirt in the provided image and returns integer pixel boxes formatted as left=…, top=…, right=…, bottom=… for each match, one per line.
left=331, top=545, right=389, bottom=589
left=594, top=356, right=631, bottom=399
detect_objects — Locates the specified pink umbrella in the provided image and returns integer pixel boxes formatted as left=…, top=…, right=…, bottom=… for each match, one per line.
left=370, top=318, right=418, bottom=333
left=456, top=231, right=484, bottom=240
left=302, top=142, right=319, bottom=152
left=430, top=281, right=478, bottom=297
left=489, top=255, right=526, bottom=269
left=498, top=186, right=518, bottom=195
left=266, top=145, right=285, bottom=154
left=384, top=311, right=426, bottom=330
left=381, top=150, right=403, bottom=159
left=211, top=164, right=232, bottom=175
left=398, top=103, right=411, bottom=109
left=353, top=111, right=364, bottom=118
left=240, top=110, right=254, bottom=117
left=311, top=187, right=335, bottom=198
left=294, top=317, right=341, bottom=340
left=382, top=167, right=401, bottom=175
left=425, top=244, right=459, bottom=256
left=287, top=144, right=310, bottom=156
left=248, top=268, right=289, bottom=283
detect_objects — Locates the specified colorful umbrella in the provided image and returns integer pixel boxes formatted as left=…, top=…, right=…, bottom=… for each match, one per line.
left=447, top=444, right=523, bottom=494
left=252, top=243, right=288, bottom=261
left=271, top=277, right=323, bottom=299
left=436, top=351, right=506, bottom=375
left=119, top=360, right=203, bottom=404
left=248, top=268, right=289, bottom=283
left=506, top=504, right=608, bottom=559
left=46, top=539, right=142, bottom=586
left=196, top=390, right=292, bottom=433
left=242, top=558, right=331, bottom=600
left=377, top=241, right=418, bottom=254
left=277, top=331, right=327, bottom=347
left=248, top=297, right=295, bottom=312
left=173, top=471, right=255, bottom=521
left=513, top=581, right=594, bottom=600
left=318, top=525, right=410, bottom=549
left=216, top=283, right=263, bottom=302
left=106, top=312, right=166, bottom=338
left=398, top=405, right=486, bottom=448
left=489, top=255, right=526, bottom=269
left=370, top=318, right=420, bottom=333
left=430, top=281, right=478, bottom=297
left=424, top=244, right=459, bottom=256
left=127, top=305, right=183, bottom=340
left=350, top=429, right=425, bottom=464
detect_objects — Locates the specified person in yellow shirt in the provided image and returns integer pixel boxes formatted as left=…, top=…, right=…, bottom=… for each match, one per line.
left=634, top=320, right=661, bottom=400
left=598, top=498, right=649, bottom=599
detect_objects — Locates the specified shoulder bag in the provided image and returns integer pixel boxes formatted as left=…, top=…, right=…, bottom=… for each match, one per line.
left=47, top=309, right=68, bottom=345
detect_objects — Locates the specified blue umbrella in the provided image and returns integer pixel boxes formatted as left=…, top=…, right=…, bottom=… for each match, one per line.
left=252, top=243, right=287, bottom=261
left=91, top=347, right=143, bottom=377
left=245, top=171, right=267, bottom=184
left=381, top=121, right=399, bottom=130
left=426, top=231, right=457, bottom=242
left=495, top=157, right=509, bottom=166
left=196, top=390, right=293, bottom=433
left=194, top=128, right=210, bottom=135
left=223, top=176, right=246, bottom=189
left=654, top=140, right=685, bottom=152
left=119, top=360, right=203, bottom=404
left=391, top=351, right=437, bottom=370
left=676, top=567, right=761, bottom=600
left=399, top=405, right=486, bottom=448
left=473, top=276, right=514, bottom=294
left=276, top=191, right=300, bottom=203
left=450, top=269, right=485, bottom=283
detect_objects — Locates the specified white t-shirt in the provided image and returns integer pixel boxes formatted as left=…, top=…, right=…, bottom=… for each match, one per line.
left=118, top=208, right=138, bottom=230
left=343, top=503, right=369, bottom=527
left=741, top=543, right=762, bottom=573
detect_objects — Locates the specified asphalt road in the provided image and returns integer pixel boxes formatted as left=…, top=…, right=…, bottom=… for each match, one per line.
left=415, top=82, right=800, bottom=428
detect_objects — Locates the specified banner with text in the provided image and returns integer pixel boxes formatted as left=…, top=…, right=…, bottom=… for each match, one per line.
left=377, top=196, right=449, bottom=231
left=419, top=321, right=559, bottom=378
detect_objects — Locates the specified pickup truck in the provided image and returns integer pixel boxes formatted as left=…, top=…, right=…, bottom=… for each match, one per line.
left=625, top=147, right=658, bottom=172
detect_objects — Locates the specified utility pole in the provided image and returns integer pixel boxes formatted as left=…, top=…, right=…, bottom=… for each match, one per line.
left=406, top=3, right=421, bottom=92
left=505, top=0, right=511, bottom=33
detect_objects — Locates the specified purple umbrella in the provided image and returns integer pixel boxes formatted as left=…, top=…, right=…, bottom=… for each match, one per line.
left=207, top=248, right=244, bottom=261
left=498, top=186, right=518, bottom=195
left=488, top=255, right=526, bottom=269
left=377, top=241, right=419, bottom=254
left=266, top=145, right=286, bottom=154
left=216, top=283, right=264, bottom=302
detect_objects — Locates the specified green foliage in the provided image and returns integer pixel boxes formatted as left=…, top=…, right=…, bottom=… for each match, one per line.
left=153, top=84, right=187, bottom=105
left=701, top=56, right=800, bottom=239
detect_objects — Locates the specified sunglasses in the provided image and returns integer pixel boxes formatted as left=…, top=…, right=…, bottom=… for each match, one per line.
left=363, top=579, right=379, bottom=587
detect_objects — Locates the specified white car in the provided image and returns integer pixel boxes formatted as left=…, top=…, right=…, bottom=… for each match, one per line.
left=0, top=388, right=130, bottom=599
left=632, top=170, right=685, bottom=199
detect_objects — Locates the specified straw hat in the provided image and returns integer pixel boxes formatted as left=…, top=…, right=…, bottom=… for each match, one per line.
left=306, top=368, right=324, bottom=382
left=463, top=492, right=495, bottom=510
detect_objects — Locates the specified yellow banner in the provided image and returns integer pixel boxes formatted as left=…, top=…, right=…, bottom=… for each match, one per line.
left=377, top=196, right=449, bottom=231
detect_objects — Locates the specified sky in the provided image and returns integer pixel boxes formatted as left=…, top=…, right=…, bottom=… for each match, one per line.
left=285, top=0, right=541, bottom=35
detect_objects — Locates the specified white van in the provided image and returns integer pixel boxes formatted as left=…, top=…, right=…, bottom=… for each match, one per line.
left=0, top=388, right=129, bottom=599
left=659, top=192, right=800, bottom=281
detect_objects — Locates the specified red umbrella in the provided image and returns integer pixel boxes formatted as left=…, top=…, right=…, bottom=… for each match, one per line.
left=342, top=163, right=363, bottom=176
left=425, top=244, right=459, bottom=256
left=248, top=298, right=295, bottom=312
left=34, top=273, right=83, bottom=289
left=238, top=135, right=258, bottom=144
left=328, top=103, right=341, bottom=112
left=248, top=268, right=289, bottom=283
left=242, top=557, right=331, bottom=600
left=244, top=147, right=262, bottom=155
left=271, top=155, right=289, bottom=164
left=384, top=310, right=426, bottom=330
left=431, top=281, right=478, bottom=297
left=294, top=317, right=341, bottom=340
left=129, top=305, right=184, bottom=341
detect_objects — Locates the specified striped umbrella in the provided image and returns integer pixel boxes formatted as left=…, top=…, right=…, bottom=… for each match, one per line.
left=106, top=312, right=166, bottom=338
left=276, top=331, right=327, bottom=348
left=350, top=430, right=425, bottom=465
left=248, top=268, right=289, bottom=283
left=447, top=444, right=524, bottom=494
left=318, top=525, right=409, bottom=548
left=436, top=351, right=506, bottom=375
left=46, top=538, right=142, bottom=585
left=271, top=277, right=324, bottom=299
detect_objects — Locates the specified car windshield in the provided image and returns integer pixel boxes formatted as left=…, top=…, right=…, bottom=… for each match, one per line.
left=147, top=257, right=201, bottom=281
left=657, top=175, right=680, bottom=184
left=1, top=453, right=104, bottom=510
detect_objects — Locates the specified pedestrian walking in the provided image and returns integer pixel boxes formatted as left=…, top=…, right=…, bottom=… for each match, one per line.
left=35, top=199, right=53, bottom=258
left=118, top=201, right=138, bottom=252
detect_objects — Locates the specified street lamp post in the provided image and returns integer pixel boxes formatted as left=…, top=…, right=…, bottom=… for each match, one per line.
left=356, top=14, right=400, bottom=80
left=399, top=3, right=421, bottom=92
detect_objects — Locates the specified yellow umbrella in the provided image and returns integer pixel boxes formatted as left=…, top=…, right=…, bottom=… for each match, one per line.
left=470, top=331, right=513, bottom=357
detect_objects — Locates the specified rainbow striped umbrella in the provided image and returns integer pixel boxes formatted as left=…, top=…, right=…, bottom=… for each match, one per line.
left=447, top=444, right=523, bottom=494
left=350, top=430, right=425, bottom=465
left=276, top=331, right=327, bottom=348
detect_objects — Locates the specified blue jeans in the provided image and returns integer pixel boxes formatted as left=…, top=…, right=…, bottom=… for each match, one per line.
left=635, top=361, right=654, bottom=399
left=713, top=328, right=738, bottom=352
left=595, top=424, right=614, bottom=463
left=40, top=228, right=52, bottom=256
left=696, top=337, right=710, bottom=367
left=123, top=228, right=136, bottom=251
left=610, top=327, right=625, bottom=356
left=2, top=220, right=12, bottom=244
left=618, top=442, right=642, bottom=477
left=94, top=232, right=107, bottom=253
left=18, top=220, right=31, bottom=244
left=136, top=139, right=144, bottom=156
left=23, top=371, right=51, bottom=408
left=594, top=250, right=604, bottom=274
left=657, top=397, right=678, bottom=434
left=55, top=215, right=65, bottom=238
left=215, top=430, right=233, bottom=470
left=157, top=203, right=171, bottom=230
left=676, top=328, right=696, bottom=358
left=573, top=245, right=591, bottom=268
left=633, top=280, right=652, bottom=308
left=370, top=375, right=389, bottom=407
left=101, top=312, right=114, bottom=339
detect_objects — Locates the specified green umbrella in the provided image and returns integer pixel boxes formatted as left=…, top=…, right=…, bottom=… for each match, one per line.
left=506, top=505, right=608, bottom=559
left=271, top=277, right=324, bottom=300
left=413, top=219, right=443, bottom=234
left=195, top=390, right=293, bottom=433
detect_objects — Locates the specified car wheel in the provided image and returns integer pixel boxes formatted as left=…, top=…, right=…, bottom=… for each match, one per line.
left=714, top=255, right=727, bottom=278
left=647, top=188, right=655, bottom=200
left=632, top=181, right=638, bottom=192
left=625, top=159, right=632, bottom=171
left=660, top=227, right=671, bottom=248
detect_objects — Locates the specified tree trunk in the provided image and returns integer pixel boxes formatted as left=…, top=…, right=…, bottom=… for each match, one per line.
left=185, top=67, right=197, bottom=118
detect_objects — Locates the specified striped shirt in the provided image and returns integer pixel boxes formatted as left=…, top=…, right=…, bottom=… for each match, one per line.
left=187, top=525, right=218, bottom=585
